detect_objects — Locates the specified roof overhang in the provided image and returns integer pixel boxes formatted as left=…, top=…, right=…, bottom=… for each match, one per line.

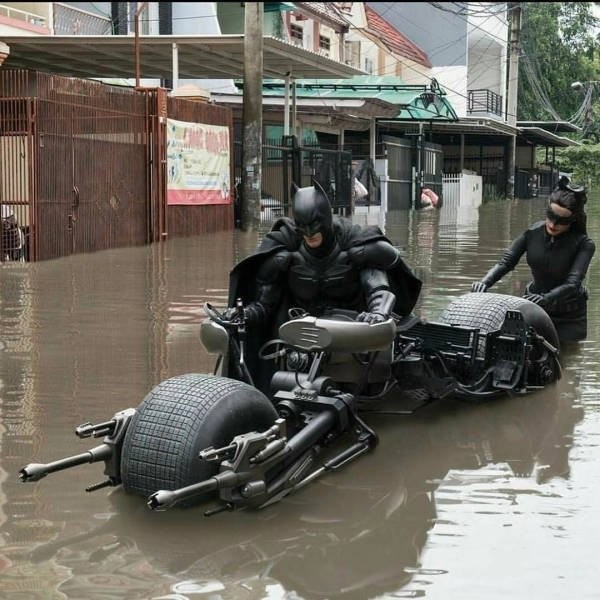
left=517, top=120, right=581, bottom=134
left=212, top=92, right=400, bottom=131
left=257, top=77, right=459, bottom=121
left=1, top=34, right=364, bottom=80
left=377, top=116, right=518, bottom=136
left=518, top=126, right=580, bottom=147
left=219, top=76, right=458, bottom=129
left=376, top=117, right=579, bottom=148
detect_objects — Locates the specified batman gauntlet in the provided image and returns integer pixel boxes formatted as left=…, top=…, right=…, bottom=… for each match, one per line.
left=357, top=289, right=396, bottom=324
left=222, top=301, right=266, bottom=325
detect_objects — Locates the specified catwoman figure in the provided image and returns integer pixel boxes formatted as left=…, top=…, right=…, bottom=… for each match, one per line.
left=472, top=176, right=596, bottom=342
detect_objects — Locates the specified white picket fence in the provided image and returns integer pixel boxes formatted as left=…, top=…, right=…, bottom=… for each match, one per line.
left=442, top=173, right=482, bottom=209
left=440, top=173, right=483, bottom=229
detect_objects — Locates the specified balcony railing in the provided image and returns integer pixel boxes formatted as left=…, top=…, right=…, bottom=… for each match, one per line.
left=468, top=88, right=503, bottom=118
left=53, top=2, right=111, bottom=35
left=0, top=4, right=47, bottom=28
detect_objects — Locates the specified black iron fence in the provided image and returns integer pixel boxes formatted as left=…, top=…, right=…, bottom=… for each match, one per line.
left=233, top=136, right=352, bottom=225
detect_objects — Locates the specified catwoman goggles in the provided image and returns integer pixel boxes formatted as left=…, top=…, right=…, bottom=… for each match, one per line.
left=545, top=207, right=575, bottom=226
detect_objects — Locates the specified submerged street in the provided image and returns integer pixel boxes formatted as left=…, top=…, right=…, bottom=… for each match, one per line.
left=1, top=196, right=599, bottom=599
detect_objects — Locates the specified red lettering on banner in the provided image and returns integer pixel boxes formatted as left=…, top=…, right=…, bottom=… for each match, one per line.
left=168, top=189, right=231, bottom=205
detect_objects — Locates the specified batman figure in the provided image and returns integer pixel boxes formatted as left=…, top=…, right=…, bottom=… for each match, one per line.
left=224, top=182, right=421, bottom=347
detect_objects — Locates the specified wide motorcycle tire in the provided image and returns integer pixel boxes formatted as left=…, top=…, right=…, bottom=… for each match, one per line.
left=438, top=292, right=560, bottom=354
left=120, top=373, right=278, bottom=506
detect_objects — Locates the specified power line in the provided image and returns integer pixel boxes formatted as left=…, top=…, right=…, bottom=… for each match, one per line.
left=360, top=4, right=516, bottom=118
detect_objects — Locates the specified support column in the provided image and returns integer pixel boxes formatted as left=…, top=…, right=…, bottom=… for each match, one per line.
left=284, top=72, right=291, bottom=136
left=172, top=43, right=178, bottom=91
left=369, top=118, right=376, bottom=159
left=241, top=2, right=263, bottom=231
left=506, top=2, right=521, bottom=199
left=292, top=79, right=298, bottom=137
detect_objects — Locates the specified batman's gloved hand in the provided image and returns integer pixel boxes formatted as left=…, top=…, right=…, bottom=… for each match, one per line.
left=221, top=302, right=266, bottom=325
left=357, top=289, right=395, bottom=325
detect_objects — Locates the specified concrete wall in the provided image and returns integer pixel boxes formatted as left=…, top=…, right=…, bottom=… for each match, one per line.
left=433, top=66, right=468, bottom=116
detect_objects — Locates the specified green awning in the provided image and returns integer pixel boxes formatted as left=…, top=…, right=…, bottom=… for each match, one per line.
left=257, top=75, right=458, bottom=121
left=264, top=2, right=295, bottom=11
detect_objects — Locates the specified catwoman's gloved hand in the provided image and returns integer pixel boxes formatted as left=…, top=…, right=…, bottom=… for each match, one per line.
left=524, top=292, right=547, bottom=306
left=471, top=281, right=489, bottom=293
left=356, top=311, right=388, bottom=325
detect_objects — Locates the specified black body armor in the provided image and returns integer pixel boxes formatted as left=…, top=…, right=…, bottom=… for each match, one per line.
left=479, top=221, right=595, bottom=341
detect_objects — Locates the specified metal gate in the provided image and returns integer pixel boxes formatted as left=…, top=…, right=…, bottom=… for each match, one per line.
left=383, top=136, right=413, bottom=210
left=234, top=135, right=352, bottom=224
left=296, top=139, right=353, bottom=216
left=35, top=93, right=149, bottom=261
left=421, top=140, right=443, bottom=201
left=383, top=135, right=443, bottom=210
left=1, top=70, right=235, bottom=262
left=0, top=71, right=150, bottom=261
left=0, top=96, right=32, bottom=261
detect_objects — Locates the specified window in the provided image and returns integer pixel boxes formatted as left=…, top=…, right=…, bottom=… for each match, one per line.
left=290, top=23, right=303, bottom=45
left=319, top=35, right=331, bottom=52
left=344, top=40, right=360, bottom=68
left=364, top=56, right=374, bottom=74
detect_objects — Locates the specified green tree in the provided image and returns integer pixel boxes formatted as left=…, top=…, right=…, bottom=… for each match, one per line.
left=519, top=2, right=599, bottom=121
left=554, top=144, right=600, bottom=190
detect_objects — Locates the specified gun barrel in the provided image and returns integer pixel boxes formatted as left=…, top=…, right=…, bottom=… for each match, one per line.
left=147, top=478, right=220, bottom=510
left=19, top=444, right=112, bottom=482
left=147, top=470, right=243, bottom=510
left=285, top=409, right=337, bottom=457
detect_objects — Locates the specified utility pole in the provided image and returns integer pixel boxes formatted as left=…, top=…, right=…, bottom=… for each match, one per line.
left=506, top=2, right=521, bottom=200
left=241, top=2, right=263, bottom=231
left=134, top=2, right=148, bottom=88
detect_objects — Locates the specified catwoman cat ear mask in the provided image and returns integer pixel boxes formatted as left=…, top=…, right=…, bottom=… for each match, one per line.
left=557, top=175, right=586, bottom=196
left=553, top=176, right=587, bottom=218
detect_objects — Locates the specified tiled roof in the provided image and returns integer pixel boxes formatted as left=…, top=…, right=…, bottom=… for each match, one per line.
left=365, top=5, right=431, bottom=68
left=294, top=2, right=350, bottom=29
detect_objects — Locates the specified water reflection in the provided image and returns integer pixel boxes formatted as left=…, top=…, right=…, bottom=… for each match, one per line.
left=17, top=371, right=582, bottom=600
left=0, top=196, right=599, bottom=599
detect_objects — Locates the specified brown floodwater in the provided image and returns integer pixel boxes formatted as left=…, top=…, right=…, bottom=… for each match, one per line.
left=1, top=196, right=599, bottom=599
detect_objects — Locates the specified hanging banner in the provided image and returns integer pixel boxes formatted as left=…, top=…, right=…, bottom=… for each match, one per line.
left=166, top=118, right=231, bottom=205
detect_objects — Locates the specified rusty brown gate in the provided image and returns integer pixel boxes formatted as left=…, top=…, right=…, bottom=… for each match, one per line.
left=1, top=71, right=235, bottom=264
left=0, top=91, right=32, bottom=262
left=0, top=70, right=152, bottom=261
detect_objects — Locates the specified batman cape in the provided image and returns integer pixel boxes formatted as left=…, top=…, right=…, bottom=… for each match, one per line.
left=225, top=216, right=422, bottom=393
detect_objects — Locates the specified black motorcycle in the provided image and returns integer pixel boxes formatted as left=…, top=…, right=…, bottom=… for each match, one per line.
left=19, top=291, right=561, bottom=514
